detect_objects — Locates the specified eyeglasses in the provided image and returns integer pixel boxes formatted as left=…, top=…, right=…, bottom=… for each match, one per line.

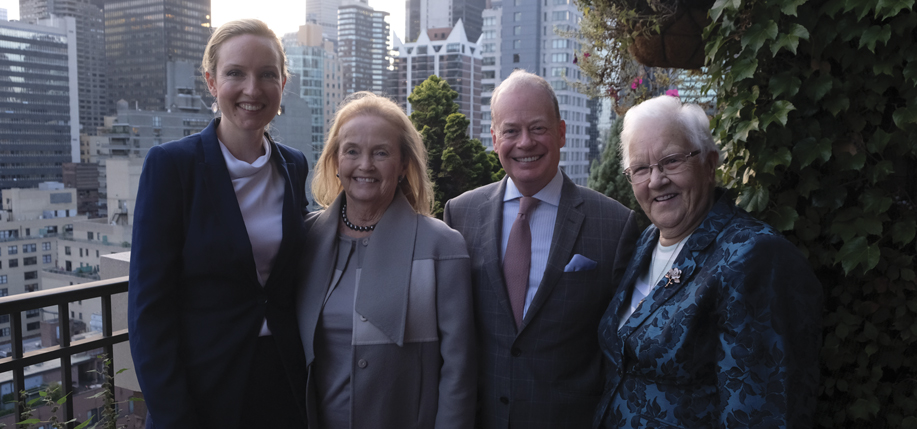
left=623, top=150, right=701, bottom=184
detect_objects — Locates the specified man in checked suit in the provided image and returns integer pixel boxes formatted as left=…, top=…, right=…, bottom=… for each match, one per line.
left=444, top=70, right=639, bottom=428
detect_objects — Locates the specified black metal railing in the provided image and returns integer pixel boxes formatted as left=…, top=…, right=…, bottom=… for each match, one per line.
left=0, top=276, right=129, bottom=426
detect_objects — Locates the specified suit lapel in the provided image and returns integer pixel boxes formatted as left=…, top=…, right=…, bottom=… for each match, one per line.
left=520, top=174, right=584, bottom=331
left=263, top=136, right=302, bottom=291
left=480, top=179, right=516, bottom=324
left=199, top=120, right=259, bottom=287
left=298, top=195, right=343, bottom=363
left=354, top=191, right=417, bottom=347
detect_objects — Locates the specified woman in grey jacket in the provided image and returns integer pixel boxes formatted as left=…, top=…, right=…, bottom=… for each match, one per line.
left=296, top=92, right=476, bottom=429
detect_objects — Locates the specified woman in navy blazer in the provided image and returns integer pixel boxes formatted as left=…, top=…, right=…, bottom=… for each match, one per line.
left=128, top=19, right=308, bottom=428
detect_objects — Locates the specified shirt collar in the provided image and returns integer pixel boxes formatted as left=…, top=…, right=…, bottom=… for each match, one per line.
left=504, top=169, right=563, bottom=206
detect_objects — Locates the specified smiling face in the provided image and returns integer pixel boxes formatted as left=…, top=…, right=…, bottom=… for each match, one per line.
left=491, top=83, right=565, bottom=196
left=336, top=115, right=406, bottom=211
left=205, top=34, right=285, bottom=139
left=628, top=118, right=717, bottom=245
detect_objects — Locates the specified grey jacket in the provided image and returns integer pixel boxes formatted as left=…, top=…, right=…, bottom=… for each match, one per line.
left=297, top=191, right=476, bottom=429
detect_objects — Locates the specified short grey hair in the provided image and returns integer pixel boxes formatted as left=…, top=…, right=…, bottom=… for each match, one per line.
left=490, top=70, right=561, bottom=129
left=619, top=95, right=719, bottom=170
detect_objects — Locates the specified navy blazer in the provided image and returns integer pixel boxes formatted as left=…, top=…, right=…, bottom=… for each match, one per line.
left=444, top=173, right=639, bottom=429
left=595, top=189, right=822, bottom=428
left=128, top=119, right=309, bottom=428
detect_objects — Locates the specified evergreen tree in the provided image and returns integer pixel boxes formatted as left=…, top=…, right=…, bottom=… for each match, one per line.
left=409, top=75, right=504, bottom=218
left=587, top=119, right=649, bottom=232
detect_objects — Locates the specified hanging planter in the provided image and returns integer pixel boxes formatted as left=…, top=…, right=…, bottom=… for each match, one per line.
left=621, top=0, right=715, bottom=69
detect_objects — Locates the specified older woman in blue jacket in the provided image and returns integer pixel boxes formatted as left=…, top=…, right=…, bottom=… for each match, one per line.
left=595, top=95, right=822, bottom=428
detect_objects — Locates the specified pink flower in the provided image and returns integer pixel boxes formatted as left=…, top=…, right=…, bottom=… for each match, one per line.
left=665, top=88, right=680, bottom=98
left=630, top=78, right=643, bottom=90
left=583, top=52, right=591, bottom=58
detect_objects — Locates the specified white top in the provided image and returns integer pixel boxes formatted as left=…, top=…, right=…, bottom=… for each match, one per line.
left=219, top=136, right=285, bottom=336
left=501, top=170, right=563, bottom=318
left=618, top=235, right=689, bottom=330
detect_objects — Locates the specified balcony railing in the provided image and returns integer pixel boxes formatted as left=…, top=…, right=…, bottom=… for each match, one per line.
left=0, top=276, right=128, bottom=426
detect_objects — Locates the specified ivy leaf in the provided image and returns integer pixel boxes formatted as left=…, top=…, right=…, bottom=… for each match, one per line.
left=769, top=205, right=799, bottom=231
left=876, top=0, right=915, bottom=19
left=873, top=59, right=895, bottom=76
left=735, top=118, right=760, bottom=141
left=891, top=220, right=917, bottom=246
left=808, top=74, right=833, bottom=102
left=762, top=146, right=793, bottom=174
left=760, top=100, right=796, bottom=129
left=780, top=0, right=807, bottom=15
left=742, top=21, right=779, bottom=55
left=836, top=236, right=880, bottom=274
left=769, top=73, right=802, bottom=98
left=824, top=93, right=851, bottom=116
left=859, top=25, right=892, bottom=52
left=737, top=185, right=769, bottom=213
left=903, top=61, right=917, bottom=85
left=849, top=397, right=881, bottom=420
left=732, top=57, right=759, bottom=82
left=860, top=188, right=893, bottom=214
left=892, top=106, right=917, bottom=129
left=770, top=24, right=810, bottom=56
left=866, top=129, right=891, bottom=153
left=710, top=0, right=741, bottom=22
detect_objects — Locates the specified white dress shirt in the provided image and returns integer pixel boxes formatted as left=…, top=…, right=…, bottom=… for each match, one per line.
left=501, top=170, right=563, bottom=317
left=219, top=136, right=285, bottom=336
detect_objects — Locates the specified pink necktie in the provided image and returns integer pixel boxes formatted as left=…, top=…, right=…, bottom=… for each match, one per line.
left=503, top=196, right=539, bottom=329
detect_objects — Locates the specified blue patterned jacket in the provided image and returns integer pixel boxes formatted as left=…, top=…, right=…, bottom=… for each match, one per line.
left=595, top=189, right=822, bottom=428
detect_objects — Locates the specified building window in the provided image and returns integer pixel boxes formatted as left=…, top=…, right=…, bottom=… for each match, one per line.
left=23, top=257, right=36, bottom=266
left=551, top=53, right=569, bottom=63
left=552, top=11, right=569, bottom=21
left=25, top=284, right=38, bottom=292
left=24, top=271, right=37, bottom=280
left=552, top=39, right=569, bottom=49
left=482, top=43, right=496, bottom=53
left=7, top=246, right=16, bottom=255
left=80, top=248, right=83, bottom=257
left=513, top=54, right=521, bottom=63
left=26, top=309, right=39, bottom=318
left=482, top=30, right=495, bottom=39
left=42, top=242, right=51, bottom=251
left=42, top=255, right=51, bottom=264
left=26, top=322, right=40, bottom=331
left=483, top=56, right=495, bottom=66
left=514, top=40, right=522, bottom=49
left=23, top=244, right=36, bottom=253
left=65, top=246, right=71, bottom=255
left=514, top=12, right=523, bottom=21
left=0, top=328, right=9, bottom=337
left=0, top=287, right=7, bottom=295
left=483, top=17, right=496, bottom=26
left=514, top=26, right=522, bottom=35
left=88, top=232, right=94, bottom=240
left=0, top=315, right=8, bottom=324
left=8, top=259, right=17, bottom=268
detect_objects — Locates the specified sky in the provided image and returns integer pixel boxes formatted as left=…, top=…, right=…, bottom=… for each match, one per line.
left=0, top=0, right=407, bottom=41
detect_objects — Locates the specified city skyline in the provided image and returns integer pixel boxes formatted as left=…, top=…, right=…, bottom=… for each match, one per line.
left=1, top=0, right=409, bottom=40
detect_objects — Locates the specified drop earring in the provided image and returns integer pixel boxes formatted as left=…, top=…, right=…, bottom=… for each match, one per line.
left=211, top=100, right=219, bottom=113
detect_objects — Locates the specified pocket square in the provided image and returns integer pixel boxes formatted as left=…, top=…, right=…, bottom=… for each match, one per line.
left=564, top=254, right=597, bottom=272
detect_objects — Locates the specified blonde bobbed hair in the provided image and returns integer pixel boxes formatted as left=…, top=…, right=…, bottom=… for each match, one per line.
left=311, top=92, right=434, bottom=216
left=201, top=19, right=289, bottom=82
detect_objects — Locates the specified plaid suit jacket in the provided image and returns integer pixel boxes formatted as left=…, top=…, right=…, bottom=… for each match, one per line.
left=444, top=173, right=639, bottom=429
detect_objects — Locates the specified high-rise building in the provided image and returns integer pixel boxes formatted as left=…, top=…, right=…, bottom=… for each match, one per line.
left=306, top=0, right=355, bottom=42
left=405, top=0, right=485, bottom=43
left=479, top=6, right=502, bottom=150
left=0, top=17, right=80, bottom=189
left=338, top=2, right=390, bottom=95
left=480, top=0, right=592, bottom=185
left=104, top=0, right=211, bottom=112
left=20, top=0, right=107, bottom=134
left=389, top=20, right=482, bottom=136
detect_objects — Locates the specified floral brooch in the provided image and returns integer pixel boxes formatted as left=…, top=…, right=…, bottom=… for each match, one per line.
left=663, top=268, right=682, bottom=288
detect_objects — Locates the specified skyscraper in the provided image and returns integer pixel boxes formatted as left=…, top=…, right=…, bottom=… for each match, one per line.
left=0, top=17, right=79, bottom=189
left=104, top=0, right=211, bottom=112
left=338, top=2, right=390, bottom=95
left=20, top=0, right=107, bottom=134
left=406, top=0, right=485, bottom=43
left=389, top=21, right=482, bottom=136
left=306, top=0, right=346, bottom=41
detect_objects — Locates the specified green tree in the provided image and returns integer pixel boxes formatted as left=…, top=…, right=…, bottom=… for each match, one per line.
left=409, top=75, right=504, bottom=217
left=578, top=0, right=917, bottom=426
left=587, top=119, right=650, bottom=231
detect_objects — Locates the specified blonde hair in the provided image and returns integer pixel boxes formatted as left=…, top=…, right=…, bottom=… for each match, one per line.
left=312, top=92, right=434, bottom=215
left=201, top=19, right=289, bottom=81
